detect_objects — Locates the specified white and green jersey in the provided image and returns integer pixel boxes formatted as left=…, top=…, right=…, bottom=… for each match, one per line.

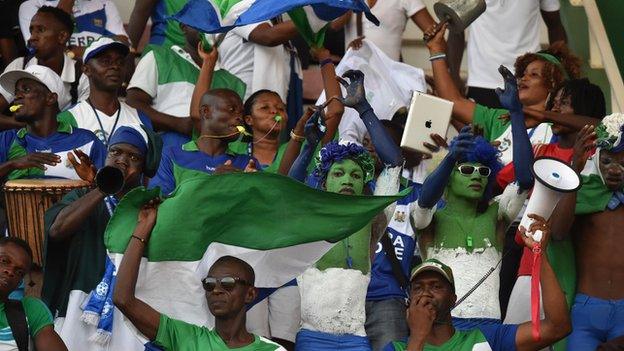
left=155, top=314, right=286, bottom=351
left=0, top=297, right=54, bottom=351
left=128, top=45, right=246, bottom=118
left=383, top=324, right=519, bottom=351
left=57, top=100, right=152, bottom=146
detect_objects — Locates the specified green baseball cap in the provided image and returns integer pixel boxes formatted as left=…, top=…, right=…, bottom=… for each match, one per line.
left=409, top=258, right=455, bottom=291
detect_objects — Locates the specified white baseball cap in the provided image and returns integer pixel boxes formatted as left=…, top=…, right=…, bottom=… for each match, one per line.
left=83, top=37, right=129, bottom=63
left=0, top=65, right=66, bottom=100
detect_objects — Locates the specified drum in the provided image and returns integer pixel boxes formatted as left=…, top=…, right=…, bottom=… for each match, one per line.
left=3, top=179, right=90, bottom=266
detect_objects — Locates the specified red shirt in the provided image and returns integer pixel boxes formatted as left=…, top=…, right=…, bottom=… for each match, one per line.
left=500, top=143, right=574, bottom=276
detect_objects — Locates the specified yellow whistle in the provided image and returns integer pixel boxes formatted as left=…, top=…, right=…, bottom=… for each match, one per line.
left=9, top=104, right=22, bottom=112
left=236, top=125, right=251, bottom=136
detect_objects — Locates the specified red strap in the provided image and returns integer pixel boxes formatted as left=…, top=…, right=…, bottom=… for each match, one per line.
left=531, top=244, right=542, bottom=342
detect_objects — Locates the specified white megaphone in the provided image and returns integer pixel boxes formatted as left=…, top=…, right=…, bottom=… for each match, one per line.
left=519, top=157, right=581, bottom=242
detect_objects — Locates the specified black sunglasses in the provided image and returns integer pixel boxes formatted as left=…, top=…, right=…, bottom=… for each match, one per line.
left=202, top=276, right=250, bottom=292
left=457, top=164, right=491, bottom=177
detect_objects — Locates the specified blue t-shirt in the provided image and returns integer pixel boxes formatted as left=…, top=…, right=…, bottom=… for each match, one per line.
left=0, top=121, right=106, bottom=180
left=148, top=140, right=256, bottom=196
left=383, top=324, right=519, bottom=351
left=367, top=181, right=421, bottom=301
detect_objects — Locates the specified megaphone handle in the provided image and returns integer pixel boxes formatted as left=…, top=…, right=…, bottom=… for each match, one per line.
left=424, top=17, right=449, bottom=42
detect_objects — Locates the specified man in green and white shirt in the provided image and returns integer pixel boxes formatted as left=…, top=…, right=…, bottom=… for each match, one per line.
left=113, top=203, right=285, bottom=351
left=384, top=217, right=571, bottom=351
left=0, top=237, right=67, bottom=351
left=126, top=23, right=245, bottom=143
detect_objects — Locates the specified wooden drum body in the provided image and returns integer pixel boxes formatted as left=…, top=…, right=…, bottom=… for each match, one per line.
left=3, top=179, right=89, bottom=266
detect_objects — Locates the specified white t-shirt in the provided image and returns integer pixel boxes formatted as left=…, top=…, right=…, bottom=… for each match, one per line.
left=0, top=53, right=89, bottom=110
left=344, top=0, right=425, bottom=61
left=128, top=46, right=198, bottom=118
left=466, top=0, right=561, bottom=90
left=19, top=0, right=127, bottom=47
left=216, top=22, right=290, bottom=100
left=58, top=100, right=148, bottom=145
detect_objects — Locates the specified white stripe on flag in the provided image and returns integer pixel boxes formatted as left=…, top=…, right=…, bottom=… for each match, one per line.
left=302, top=6, right=328, bottom=33
left=223, top=0, right=259, bottom=26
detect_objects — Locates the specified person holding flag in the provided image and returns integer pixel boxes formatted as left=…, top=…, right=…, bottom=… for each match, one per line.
left=42, top=125, right=161, bottom=351
left=287, top=69, right=403, bottom=350
left=113, top=200, right=287, bottom=351
left=383, top=215, right=571, bottom=350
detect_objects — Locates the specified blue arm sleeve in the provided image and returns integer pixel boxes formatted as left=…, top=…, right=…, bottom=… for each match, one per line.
left=147, top=148, right=175, bottom=196
left=358, top=102, right=403, bottom=167
left=417, top=154, right=456, bottom=209
left=288, top=142, right=316, bottom=182
left=478, top=323, right=519, bottom=351
left=509, top=110, right=534, bottom=190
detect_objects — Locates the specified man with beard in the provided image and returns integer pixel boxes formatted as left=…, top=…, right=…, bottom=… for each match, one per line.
left=148, top=88, right=257, bottom=196
left=57, top=37, right=152, bottom=146
left=551, top=113, right=624, bottom=350
left=383, top=214, right=571, bottom=350
left=0, top=65, right=105, bottom=181
left=42, top=125, right=161, bottom=349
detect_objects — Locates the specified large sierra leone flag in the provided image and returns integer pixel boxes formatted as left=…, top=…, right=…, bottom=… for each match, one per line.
left=173, top=0, right=379, bottom=47
left=95, top=170, right=405, bottom=349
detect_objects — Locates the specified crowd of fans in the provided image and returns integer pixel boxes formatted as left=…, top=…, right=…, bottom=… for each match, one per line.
left=0, top=0, right=622, bottom=350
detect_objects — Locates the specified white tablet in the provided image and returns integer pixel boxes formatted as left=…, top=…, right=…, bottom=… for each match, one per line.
left=400, top=91, right=453, bottom=153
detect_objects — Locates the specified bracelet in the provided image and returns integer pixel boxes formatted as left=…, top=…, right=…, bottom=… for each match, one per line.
left=290, top=130, right=305, bottom=142
left=320, top=58, right=333, bottom=67
left=429, top=53, right=447, bottom=62
left=131, top=235, right=147, bottom=245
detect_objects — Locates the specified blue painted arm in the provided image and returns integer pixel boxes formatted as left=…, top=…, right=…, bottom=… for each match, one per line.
left=338, top=70, right=403, bottom=167
left=418, top=126, right=474, bottom=208
left=496, top=65, right=534, bottom=190
left=288, top=110, right=326, bottom=182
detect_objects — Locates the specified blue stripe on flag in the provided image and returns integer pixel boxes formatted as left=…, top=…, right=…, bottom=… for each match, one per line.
left=172, top=0, right=378, bottom=34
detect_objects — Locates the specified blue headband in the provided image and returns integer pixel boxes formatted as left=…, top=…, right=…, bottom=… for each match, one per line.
left=108, top=126, right=147, bottom=155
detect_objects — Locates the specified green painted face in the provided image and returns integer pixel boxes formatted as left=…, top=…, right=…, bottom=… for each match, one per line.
left=325, top=159, right=365, bottom=195
left=448, top=162, right=488, bottom=200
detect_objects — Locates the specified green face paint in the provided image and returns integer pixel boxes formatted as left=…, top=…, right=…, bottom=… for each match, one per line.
left=325, top=159, right=365, bottom=195
left=448, top=162, right=488, bottom=200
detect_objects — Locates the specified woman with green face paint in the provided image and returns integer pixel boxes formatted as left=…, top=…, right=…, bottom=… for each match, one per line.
left=289, top=70, right=406, bottom=350
left=412, top=126, right=529, bottom=328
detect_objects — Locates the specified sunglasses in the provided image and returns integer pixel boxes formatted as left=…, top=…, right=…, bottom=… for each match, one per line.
left=202, top=276, right=250, bottom=292
left=457, top=164, right=491, bottom=177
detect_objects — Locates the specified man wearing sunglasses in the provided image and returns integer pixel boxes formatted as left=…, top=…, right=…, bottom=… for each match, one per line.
left=384, top=214, right=572, bottom=350
left=114, top=200, right=286, bottom=351
left=411, top=127, right=531, bottom=328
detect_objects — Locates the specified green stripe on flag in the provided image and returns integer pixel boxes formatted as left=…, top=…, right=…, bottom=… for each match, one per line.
left=105, top=170, right=408, bottom=261
left=288, top=7, right=327, bottom=48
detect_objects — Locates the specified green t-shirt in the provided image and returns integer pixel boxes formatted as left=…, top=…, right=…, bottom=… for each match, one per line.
left=472, top=104, right=510, bottom=142
left=0, top=297, right=54, bottom=350
left=385, top=324, right=518, bottom=351
left=155, top=314, right=283, bottom=351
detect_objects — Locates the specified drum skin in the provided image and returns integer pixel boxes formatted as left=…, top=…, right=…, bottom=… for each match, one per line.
left=3, top=179, right=90, bottom=267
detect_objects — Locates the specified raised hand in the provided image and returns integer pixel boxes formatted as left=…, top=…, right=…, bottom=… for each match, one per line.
left=495, top=65, right=523, bottom=113
left=244, top=159, right=258, bottom=173
left=424, top=22, right=448, bottom=53
left=10, top=152, right=60, bottom=170
left=447, top=126, right=474, bottom=161
left=571, top=125, right=596, bottom=173
left=337, top=70, right=368, bottom=112
left=68, top=149, right=97, bottom=183
left=304, top=108, right=327, bottom=146
left=135, top=197, right=162, bottom=242
left=519, top=213, right=551, bottom=248
left=197, top=41, right=218, bottom=66
left=423, top=133, right=449, bottom=155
